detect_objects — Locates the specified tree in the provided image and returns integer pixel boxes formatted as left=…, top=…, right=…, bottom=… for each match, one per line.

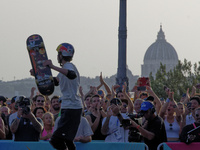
left=150, top=59, right=200, bottom=101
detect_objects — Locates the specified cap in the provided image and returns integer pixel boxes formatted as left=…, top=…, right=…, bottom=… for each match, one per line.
left=140, top=101, right=154, bottom=111
left=56, top=43, right=74, bottom=57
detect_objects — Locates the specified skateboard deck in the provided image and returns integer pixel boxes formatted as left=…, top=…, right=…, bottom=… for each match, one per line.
left=26, top=34, right=54, bottom=96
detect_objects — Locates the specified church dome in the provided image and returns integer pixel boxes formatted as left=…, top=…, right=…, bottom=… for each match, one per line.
left=143, top=25, right=178, bottom=64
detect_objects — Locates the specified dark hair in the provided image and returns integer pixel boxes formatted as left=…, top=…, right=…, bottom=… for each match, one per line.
left=110, top=98, right=122, bottom=106
left=121, top=99, right=128, bottom=105
left=58, top=52, right=73, bottom=62
left=84, top=94, right=93, bottom=100
left=33, top=107, right=47, bottom=117
left=90, top=94, right=100, bottom=102
left=50, top=95, right=60, bottom=104
left=35, top=94, right=46, bottom=101
left=190, top=96, right=200, bottom=105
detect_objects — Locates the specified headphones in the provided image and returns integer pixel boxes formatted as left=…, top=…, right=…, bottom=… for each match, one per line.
left=150, top=106, right=155, bottom=114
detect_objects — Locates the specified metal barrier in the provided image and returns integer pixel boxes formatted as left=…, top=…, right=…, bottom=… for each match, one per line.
left=157, top=142, right=200, bottom=150
left=0, top=140, right=149, bottom=150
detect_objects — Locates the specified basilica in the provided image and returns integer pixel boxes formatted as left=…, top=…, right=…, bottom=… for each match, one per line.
left=141, top=25, right=179, bottom=78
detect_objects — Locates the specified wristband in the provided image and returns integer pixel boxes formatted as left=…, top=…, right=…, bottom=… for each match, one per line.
left=136, top=125, right=140, bottom=129
left=166, top=98, right=170, bottom=103
left=17, top=116, right=20, bottom=120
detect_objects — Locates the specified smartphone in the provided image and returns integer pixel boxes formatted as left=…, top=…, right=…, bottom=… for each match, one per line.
left=137, top=77, right=150, bottom=91
left=187, top=102, right=192, bottom=110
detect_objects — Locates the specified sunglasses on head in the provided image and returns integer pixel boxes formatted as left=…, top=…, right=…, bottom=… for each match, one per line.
left=37, top=100, right=44, bottom=103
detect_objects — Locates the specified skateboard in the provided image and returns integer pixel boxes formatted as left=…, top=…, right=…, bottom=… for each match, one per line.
left=26, top=34, right=54, bottom=96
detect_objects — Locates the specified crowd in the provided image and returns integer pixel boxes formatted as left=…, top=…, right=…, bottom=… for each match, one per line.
left=0, top=74, right=200, bottom=150
left=1, top=41, right=200, bottom=150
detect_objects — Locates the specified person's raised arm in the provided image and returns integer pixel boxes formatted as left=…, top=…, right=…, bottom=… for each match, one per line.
left=122, top=83, right=134, bottom=114
left=146, top=86, right=162, bottom=114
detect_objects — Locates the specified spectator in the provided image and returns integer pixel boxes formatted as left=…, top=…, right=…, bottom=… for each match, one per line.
left=10, top=96, right=43, bottom=141
left=130, top=101, right=167, bottom=150
left=73, top=115, right=93, bottom=143
left=0, top=96, right=7, bottom=107
left=54, top=114, right=93, bottom=143
left=6, top=99, right=12, bottom=111
left=40, top=112, right=54, bottom=141
left=10, top=96, right=17, bottom=114
left=185, top=96, right=200, bottom=126
left=33, top=107, right=47, bottom=119
left=0, top=106, right=11, bottom=139
left=44, top=96, right=51, bottom=111
left=101, top=98, right=129, bottom=142
left=0, top=111, right=6, bottom=139
left=159, top=91, right=181, bottom=141
left=134, top=99, right=144, bottom=114
left=180, top=107, right=200, bottom=144
left=35, top=94, right=46, bottom=109
left=50, top=96, right=61, bottom=121
left=86, top=94, right=106, bottom=140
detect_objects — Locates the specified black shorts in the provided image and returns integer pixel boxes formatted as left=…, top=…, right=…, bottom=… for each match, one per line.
left=52, top=108, right=82, bottom=141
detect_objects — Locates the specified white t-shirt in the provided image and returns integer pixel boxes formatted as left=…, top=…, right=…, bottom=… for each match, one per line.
left=57, top=62, right=83, bottom=109
left=102, top=113, right=129, bottom=142
left=186, top=113, right=195, bottom=125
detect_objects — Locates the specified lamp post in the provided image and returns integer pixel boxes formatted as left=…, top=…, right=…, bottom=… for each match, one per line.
left=116, top=0, right=129, bottom=91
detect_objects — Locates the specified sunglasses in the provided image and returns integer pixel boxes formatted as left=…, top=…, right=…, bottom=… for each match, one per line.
left=37, top=100, right=44, bottom=103
left=169, top=123, right=173, bottom=130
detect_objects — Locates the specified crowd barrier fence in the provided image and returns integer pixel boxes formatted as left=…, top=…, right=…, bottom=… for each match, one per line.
left=157, top=142, right=200, bottom=150
left=0, top=140, right=149, bottom=150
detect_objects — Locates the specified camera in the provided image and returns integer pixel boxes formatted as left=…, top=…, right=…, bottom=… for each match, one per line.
left=16, top=96, right=31, bottom=115
left=121, top=113, right=143, bottom=142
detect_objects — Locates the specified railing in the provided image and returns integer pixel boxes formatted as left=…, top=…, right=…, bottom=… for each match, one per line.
left=0, top=140, right=149, bottom=150
left=157, top=142, right=200, bottom=150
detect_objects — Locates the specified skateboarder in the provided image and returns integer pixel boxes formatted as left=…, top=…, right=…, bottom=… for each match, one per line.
left=31, top=43, right=83, bottom=150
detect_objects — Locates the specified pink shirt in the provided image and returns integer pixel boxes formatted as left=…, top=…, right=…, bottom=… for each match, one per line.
left=41, top=127, right=54, bottom=140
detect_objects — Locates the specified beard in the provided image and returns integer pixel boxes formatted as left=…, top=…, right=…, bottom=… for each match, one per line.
left=53, top=105, right=60, bottom=111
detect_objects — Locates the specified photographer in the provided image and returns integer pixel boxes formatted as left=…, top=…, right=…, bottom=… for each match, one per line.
left=10, top=96, right=43, bottom=141
left=101, top=98, right=129, bottom=142
left=130, top=101, right=167, bottom=150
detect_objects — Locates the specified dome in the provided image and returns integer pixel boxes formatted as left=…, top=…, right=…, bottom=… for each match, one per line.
left=141, top=25, right=179, bottom=77
left=143, top=25, right=178, bottom=64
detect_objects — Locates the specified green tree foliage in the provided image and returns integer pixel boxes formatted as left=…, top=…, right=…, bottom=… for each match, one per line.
left=150, top=59, right=200, bottom=101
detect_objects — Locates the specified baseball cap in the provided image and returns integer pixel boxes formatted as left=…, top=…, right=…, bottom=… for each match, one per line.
left=140, top=101, right=154, bottom=111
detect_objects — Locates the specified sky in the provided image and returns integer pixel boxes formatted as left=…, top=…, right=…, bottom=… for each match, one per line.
left=1, top=0, right=200, bottom=81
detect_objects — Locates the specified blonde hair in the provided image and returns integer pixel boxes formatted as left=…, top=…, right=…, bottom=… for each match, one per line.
left=42, top=112, right=54, bottom=126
